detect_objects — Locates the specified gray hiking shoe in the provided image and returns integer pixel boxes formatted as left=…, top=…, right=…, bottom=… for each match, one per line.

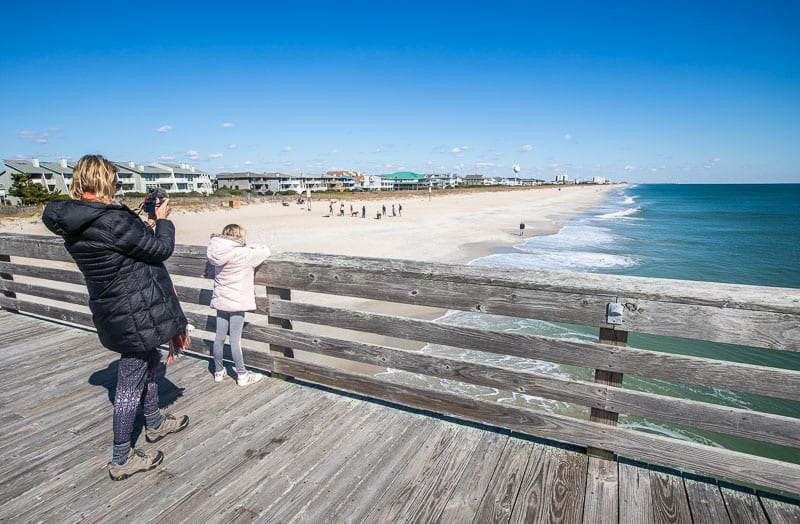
left=145, top=413, right=189, bottom=443
left=107, top=448, right=164, bottom=481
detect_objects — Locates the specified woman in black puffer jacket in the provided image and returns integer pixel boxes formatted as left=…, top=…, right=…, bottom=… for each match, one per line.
left=43, top=154, right=190, bottom=481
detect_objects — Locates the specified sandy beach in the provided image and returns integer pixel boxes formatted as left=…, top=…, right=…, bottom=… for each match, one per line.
left=4, top=185, right=615, bottom=263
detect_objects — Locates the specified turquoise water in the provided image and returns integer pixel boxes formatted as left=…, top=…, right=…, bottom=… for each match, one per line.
left=381, top=184, right=800, bottom=462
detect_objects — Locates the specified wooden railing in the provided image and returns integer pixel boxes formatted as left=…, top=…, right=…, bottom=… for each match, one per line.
left=1, top=232, right=799, bottom=496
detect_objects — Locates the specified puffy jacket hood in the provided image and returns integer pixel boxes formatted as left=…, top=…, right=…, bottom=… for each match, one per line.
left=206, top=234, right=245, bottom=266
left=42, top=199, right=125, bottom=238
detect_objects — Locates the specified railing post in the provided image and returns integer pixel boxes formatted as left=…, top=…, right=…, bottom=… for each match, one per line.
left=0, top=254, right=17, bottom=307
left=588, top=326, right=627, bottom=460
left=266, top=286, right=294, bottom=381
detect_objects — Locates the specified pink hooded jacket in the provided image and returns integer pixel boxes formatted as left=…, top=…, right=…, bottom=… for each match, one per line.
left=207, top=234, right=271, bottom=312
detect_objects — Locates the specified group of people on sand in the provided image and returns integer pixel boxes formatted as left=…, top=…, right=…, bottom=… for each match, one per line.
left=327, top=201, right=404, bottom=220
left=43, top=154, right=269, bottom=481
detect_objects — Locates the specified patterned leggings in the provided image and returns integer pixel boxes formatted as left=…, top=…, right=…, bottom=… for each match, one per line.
left=113, top=349, right=161, bottom=445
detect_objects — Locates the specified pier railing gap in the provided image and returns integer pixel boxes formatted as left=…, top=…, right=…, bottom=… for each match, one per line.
left=1, top=232, right=799, bottom=497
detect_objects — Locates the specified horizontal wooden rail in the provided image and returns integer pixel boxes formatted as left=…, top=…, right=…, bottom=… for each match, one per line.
left=2, top=232, right=799, bottom=497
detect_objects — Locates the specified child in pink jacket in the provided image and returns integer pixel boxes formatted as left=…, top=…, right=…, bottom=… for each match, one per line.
left=207, top=224, right=270, bottom=386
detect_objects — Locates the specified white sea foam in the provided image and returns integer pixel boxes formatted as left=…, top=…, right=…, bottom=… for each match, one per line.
left=594, top=206, right=641, bottom=220
left=476, top=250, right=636, bottom=271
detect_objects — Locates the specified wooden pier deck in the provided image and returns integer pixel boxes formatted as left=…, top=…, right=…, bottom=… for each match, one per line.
left=2, top=311, right=799, bottom=523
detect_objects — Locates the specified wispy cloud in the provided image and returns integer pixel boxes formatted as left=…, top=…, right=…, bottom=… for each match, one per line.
left=282, top=145, right=294, bottom=153
left=519, top=144, right=534, bottom=152
left=185, top=150, right=200, bottom=160
left=624, top=164, right=635, bottom=171
left=227, top=143, right=238, bottom=149
left=159, top=155, right=175, bottom=161
left=208, top=153, right=224, bottom=159
left=244, top=160, right=254, bottom=166
left=451, top=146, right=469, bottom=154
left=220, top=122, right=235, bottom=128
left=157, top=125, right=173, bottom=133
left=19, top=130, right=49, bottom=144
left=563, top=133, right=573, bottom=140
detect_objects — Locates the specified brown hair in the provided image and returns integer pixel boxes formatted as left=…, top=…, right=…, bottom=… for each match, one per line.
left=222, top=224, right=247, bottom=244
left=69, top=154, right=118, bottom=201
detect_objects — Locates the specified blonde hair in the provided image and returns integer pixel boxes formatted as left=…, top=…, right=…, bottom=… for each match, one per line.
left=222, top=224, right=247, bottom=244
left=69, top=154, right=118, bottom=201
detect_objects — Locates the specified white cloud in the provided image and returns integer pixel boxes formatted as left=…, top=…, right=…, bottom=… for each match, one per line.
left=519, top=144, right=534, bottom=152
left=19, top=130, right=49, bottom=143
left=244, top=160, right=254, bottom=166
left=282, top=146, right=293, bottom=153
left=159, top=155, right=175, bottom=161
left=563, top=133, right=573, bottom=140
left=227, top=143, right=238, bottom=149
left=220, top=122, right=235, bottom=128
left=208, top=153, right=224, bottom=159
left=624, top=164, right=635, bottom=171
left=476, top=162, right=496, bottom=168
left=185, top=150, right=200, bottom=160
left=451, top=146, right=469, bottom=154
left=157, top=125, right=173, bottom=133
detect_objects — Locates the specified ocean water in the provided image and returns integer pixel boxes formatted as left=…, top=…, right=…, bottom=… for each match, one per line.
left=379, top=184, right=800, bottom=462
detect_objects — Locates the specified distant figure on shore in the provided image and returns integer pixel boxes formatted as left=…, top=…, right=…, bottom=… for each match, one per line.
left=519, top=221, right=526, bottom=236
left=329, top=202, right=333, bottom=216
left=340, top=203, right=344, bottom=216
left=392, top=204, right=396, bottom=217
left=398, top=204, right=402, bottom=216
left=362, top=205, right=366, bottom=218
left=382, top=204, right=386, bottom=216
left=207, top=224, right=269, bottom=388
left=43, top=154, right=190, bottom=481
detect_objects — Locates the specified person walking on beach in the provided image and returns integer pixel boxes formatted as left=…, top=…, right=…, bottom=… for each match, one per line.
left=392, top=204, right=396, bottom=217
left=329, top=202, right=333, bottom=216
left=382, top=204, right=386, bottom=216
left=398, top=204, right=402, bottom=216
left=519, top=221, right=526, bottom=236
left=207, top=224, right=270, bottom=386
left=42, top=154, right=189, bottom=481
left=362, top=205, right=366, bottom=218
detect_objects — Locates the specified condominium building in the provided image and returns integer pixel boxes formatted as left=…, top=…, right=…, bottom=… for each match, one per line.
left=1, top=158, right=213, bottom=199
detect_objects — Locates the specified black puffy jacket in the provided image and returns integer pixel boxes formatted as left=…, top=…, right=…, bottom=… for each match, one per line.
left=42, top=199, right=187, bottom=353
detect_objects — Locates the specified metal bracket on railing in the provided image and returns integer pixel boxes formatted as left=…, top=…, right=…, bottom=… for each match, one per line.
left=606, top=302, right=624, bottom=325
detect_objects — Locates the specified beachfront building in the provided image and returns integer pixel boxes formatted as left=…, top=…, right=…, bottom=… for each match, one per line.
left=0, top=158, right=213, bottom=199
left=362, top=175, right=394, bottom=191
left=1, top=158, right=73, bottom=197
left=111, top=161, right=213, bottom=194
left=216, top=172, right=358, bottom=194
left=380, top=171, right=427, bottom=190
left=427, top=173, right=462, bottom=189
left=461, top=174, right=485, bottom=187
left=554, top=173, right=572, bottom=184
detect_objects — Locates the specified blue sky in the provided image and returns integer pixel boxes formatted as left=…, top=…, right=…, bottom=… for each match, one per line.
left=2, top=1, right=799, bottom=183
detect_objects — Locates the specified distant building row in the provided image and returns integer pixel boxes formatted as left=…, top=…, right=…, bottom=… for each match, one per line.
left=1, top=158, right=611, bottom=204
left=0, top=158, right=214, bottom=200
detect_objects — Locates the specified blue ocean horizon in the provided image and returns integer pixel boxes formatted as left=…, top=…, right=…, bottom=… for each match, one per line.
left=381, top=183, right=800, bottom=462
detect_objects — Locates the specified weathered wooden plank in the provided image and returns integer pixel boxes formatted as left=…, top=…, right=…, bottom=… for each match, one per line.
left=510, top=444, right=587, bottom=523
left=472, top=437, right=533, bottom=523
left=261, top=253, right=800, bottom=349
left=0, top=260, right=85, bottom=286
left=236, top=323, right=800, bottom=448
left=0, top=279, right=89, bottom=306
left=270, top=356, right=800, bottom=495
left=375, top=424, right=483, bottom=523
left=269, top=300, right=800, bottom=401
left=649, top=467, right=693, bottom=523
left=619, top=461, right=654, bottom=524
left=437, top=430, right=511, bottom=524
left=583, top=457, right=619, bottom=524
left=0, top=296, right=93, bottom=327
left=325, top=416, right=443, bottom=523
left=684, top=477, right=732, bottom=523
left=260, top=251, right=800, bottom=314
left=760, top=495, right=800, bottom=524
left=720, top=486, right=768, bottom=523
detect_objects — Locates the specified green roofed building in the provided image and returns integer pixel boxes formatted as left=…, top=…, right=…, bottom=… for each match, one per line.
left=380, top=171, right=427, bottom=190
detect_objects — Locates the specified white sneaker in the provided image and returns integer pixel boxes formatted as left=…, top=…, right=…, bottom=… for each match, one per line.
left=213, top=370, right=225, bottom=383
left=237, top=372, right=264, bottom=386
